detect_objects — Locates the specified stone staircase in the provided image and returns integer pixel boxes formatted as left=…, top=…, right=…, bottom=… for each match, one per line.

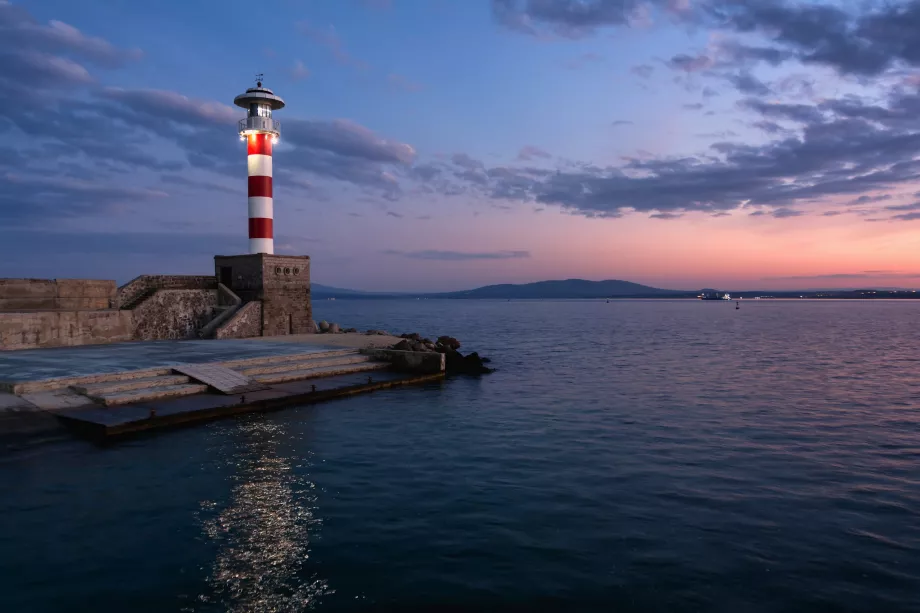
left=16, top=349, right=391, bottom=408
left=72, top=374, right=208, bottom=407
left=240, top=353, right=387, bottom=384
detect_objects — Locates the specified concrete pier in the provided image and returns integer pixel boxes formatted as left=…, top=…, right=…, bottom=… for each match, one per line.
left=0, top=335, right=445, bottom=441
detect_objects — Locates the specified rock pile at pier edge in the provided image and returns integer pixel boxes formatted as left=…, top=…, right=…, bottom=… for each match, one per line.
left=393, top=333, right=494, bottom=375
left=310, top=322, right=493, bottom=374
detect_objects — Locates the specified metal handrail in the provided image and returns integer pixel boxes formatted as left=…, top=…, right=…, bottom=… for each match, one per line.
left=238, top=118, right=281, bottom=133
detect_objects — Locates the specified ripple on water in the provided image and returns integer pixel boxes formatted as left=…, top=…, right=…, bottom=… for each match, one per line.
left=1, top=300, right=920, bottom=611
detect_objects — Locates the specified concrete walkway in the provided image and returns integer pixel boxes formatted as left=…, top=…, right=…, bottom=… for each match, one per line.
left=0, top=333, right=400, bottom=383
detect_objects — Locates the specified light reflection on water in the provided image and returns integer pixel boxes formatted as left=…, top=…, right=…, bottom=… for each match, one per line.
left=194, top=419, right=329, bottom=612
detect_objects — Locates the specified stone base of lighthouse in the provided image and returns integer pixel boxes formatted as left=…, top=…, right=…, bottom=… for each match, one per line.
left=213, top=254, right=313, bottom=336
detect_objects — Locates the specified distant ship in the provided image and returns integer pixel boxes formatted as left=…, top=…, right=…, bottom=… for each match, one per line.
left=699, top=289, right=731, bottom=301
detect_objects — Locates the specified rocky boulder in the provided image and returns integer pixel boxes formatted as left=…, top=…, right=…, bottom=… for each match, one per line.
left=390, top=334, right=492, bottom=375
left=319, top=320, right=330, bottom=333
left=443, top=348, right=494, bottom=375
left=436, top=336, right=461, bottom=351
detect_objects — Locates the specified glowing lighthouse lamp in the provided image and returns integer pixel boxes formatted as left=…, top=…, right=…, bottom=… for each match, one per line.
left=234, top=75, right=285, bottom=254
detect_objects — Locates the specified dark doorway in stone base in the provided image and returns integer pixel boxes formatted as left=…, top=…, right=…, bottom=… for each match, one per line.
left=219, top=266, right=232, bottom=287
left=289, top=313, right=293, bottom=334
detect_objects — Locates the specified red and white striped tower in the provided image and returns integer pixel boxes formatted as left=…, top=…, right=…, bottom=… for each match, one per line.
left=234, top=76, right=285, bottom=254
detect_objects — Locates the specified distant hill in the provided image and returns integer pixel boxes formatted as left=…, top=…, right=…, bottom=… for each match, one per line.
left=432, top=279, right=689, bottom=299
left=311, top=279, right=688, bottom=300
left=311, top=283, right=376, bottom=297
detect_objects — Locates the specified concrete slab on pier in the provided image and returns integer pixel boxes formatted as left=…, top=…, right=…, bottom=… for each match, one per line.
left=172, top=363, right=268, bottom=394
left=0, top=333, right=401, bottom=384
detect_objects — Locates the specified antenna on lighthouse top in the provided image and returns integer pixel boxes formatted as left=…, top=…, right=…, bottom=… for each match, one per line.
left=255, top=73, right=264, bottom=88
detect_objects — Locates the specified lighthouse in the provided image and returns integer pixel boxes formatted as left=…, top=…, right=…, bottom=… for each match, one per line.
left=234, top=76, right=285, bottom=254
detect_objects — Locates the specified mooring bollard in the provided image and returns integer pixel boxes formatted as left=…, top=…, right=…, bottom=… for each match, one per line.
left=311, top=384, right=316, bottom=393
left=149, top=408, right=157, bottom=419
left=240, top=395, right=246, bottom=404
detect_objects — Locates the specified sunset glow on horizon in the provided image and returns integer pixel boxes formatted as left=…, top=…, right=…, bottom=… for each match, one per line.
left=4, top=0, right=920, bottom=292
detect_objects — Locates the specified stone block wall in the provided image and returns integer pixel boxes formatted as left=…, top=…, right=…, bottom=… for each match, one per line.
left=214, top=254, right=312, bottom=336
left=0, top=310, right=133, bottom=350
left=262, top=255, right=312, bottom=336
left=117, top=275, right=217, bottom=309
left=0, top=278, right=116, bottom=311
left=214, top=255, right=265, bottom=302
left=131, top=289, right=218, bottom=340
left=215, top=301, right=262, bottom=339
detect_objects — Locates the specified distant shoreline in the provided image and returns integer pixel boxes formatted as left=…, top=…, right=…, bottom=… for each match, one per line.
left=314, top=292, right=920, bottom=301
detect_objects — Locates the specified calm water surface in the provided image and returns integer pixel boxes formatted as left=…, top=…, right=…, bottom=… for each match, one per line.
left=2, top=300, right=919, bottom=612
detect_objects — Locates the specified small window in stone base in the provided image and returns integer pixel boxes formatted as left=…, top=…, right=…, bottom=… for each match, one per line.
left=284, top=267, right=291, bottom=275
left=293, top=267, right=300, bottom=275
left=275, top=266, right=282, bottom=275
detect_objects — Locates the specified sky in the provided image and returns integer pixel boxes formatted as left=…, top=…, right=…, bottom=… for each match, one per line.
left=5, top=0, right=920, bottom=291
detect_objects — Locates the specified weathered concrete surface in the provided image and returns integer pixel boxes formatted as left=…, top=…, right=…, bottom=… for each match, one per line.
left=19, top=389, right=96, bottom=410
left=0, top=339, right=341, bottom=386
left=215, top=301, right=262, bottom=339
left=360, top=348, right=446, bottom=373
left=0, top=310, right=133, bottom=351
left=257, top=332, right=402, bottom=349
left=172, top=363, right=267, bottom=394
left=132, top=289, right=217, bottom=340
left=0, top=278, right=116, bottom=311
left=0, top=391, right=36, bottom=411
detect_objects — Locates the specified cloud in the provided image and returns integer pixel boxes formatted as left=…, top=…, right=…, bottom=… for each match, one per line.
left=848, top=194, right=892, bottom=205
left=291, top=60, right=310, bottom=81
left=891, top=211, right=920, bottom=221
left=100, top=87, right=239, bottom=126
left=491, top=0, right=688, bottom=38
left=383, top=249, right=531, bottom=261
left=565, top=52, right=605, bottom=69
left=695, top=130, right=738, bottom=138
left=385, top=211, right=403, bottom=218
left=387, top=73, right=423, bottom=92
left=611, top=119, right=634, bottom=126
left=763, top=272, right=920, bottom=281
left=0, top=172, right=168, bottom=226
left=159, top=174, right=242, bottom=195
left=296, top=21, right=369, bottom=70
left=726, top=72, right=772, bottom=96
left=738, top=98, right=824, bottom=124
left=631, top=64, right=654, bottom=78
left=0, top=229, right=318, bottom=259
left=494, top=0, right=920, bottom=77
left=517, top=145, right=552, bottom=161
left=667, top=53, right=713, bottom=72
left=429, top=82, right=920, bottom=220
left=0, top=3, right=143, bottom=70
left=682, top=103, right=703, bottom=110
